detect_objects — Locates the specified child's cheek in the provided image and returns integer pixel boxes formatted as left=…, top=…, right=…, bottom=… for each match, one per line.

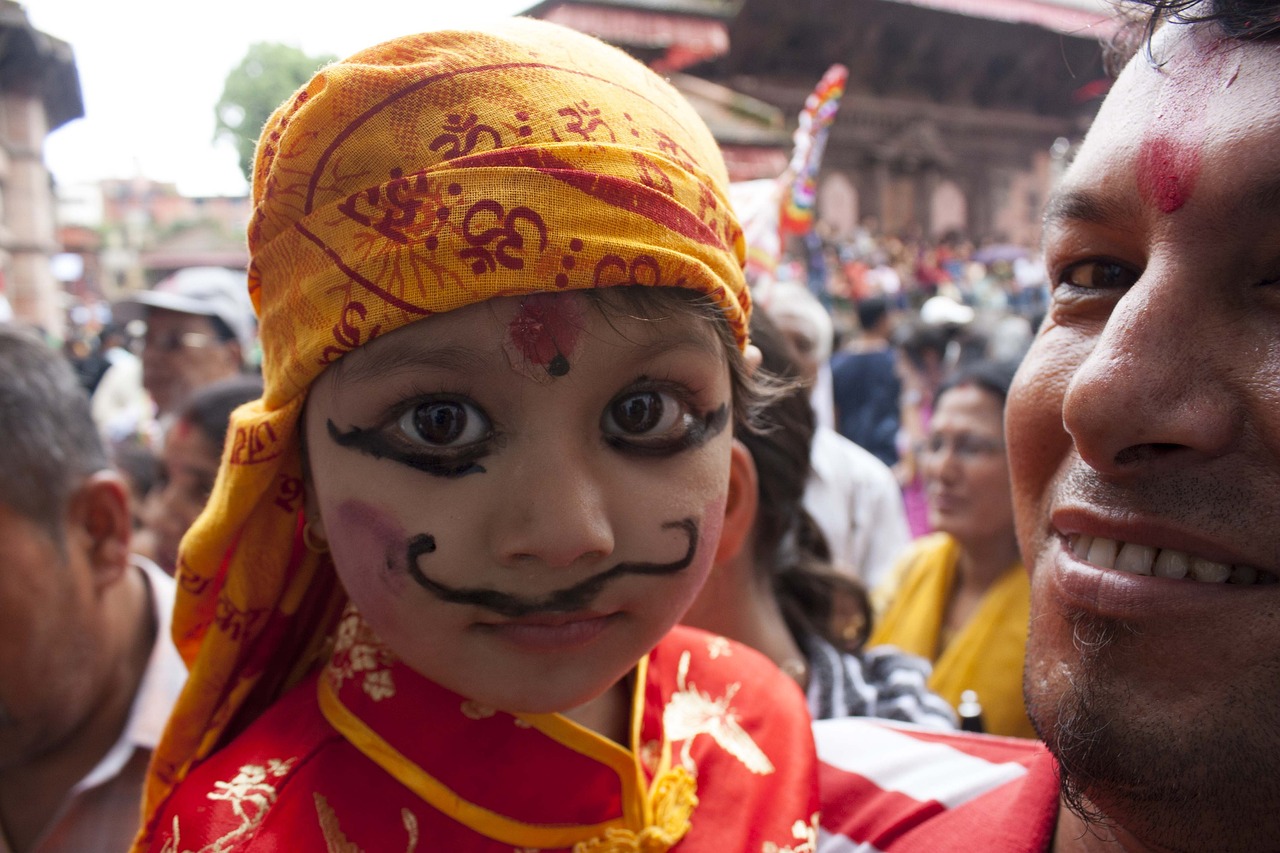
left=326, top=499, right=415, bottom=601
left=691, top=495, right=727, bottom=581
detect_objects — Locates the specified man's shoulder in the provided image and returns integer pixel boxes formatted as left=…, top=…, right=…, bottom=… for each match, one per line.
left=814, top=717, right=1058, bottom=853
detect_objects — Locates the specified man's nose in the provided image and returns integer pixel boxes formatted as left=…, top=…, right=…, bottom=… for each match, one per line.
left=1061, top=266, right=1240, bottom=477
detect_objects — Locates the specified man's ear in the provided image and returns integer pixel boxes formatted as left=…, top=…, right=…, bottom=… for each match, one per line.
left=715, top=439, right=759, bottom=564
left=67, top=470, right=133, bottom=590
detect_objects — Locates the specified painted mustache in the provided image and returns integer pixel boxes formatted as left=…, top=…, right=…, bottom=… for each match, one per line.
left=403, top=518, right=698, bottom=618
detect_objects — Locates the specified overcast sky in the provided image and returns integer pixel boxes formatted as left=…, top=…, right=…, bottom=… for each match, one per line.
left=26, top=0, right=536, bottom=197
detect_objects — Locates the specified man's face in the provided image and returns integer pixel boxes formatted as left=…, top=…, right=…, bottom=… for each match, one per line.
left=1008, top=23, right=1280, bottom=849
left=0, top=505, right=99, bottom=770
left=141, top=308, right=241, bottom=416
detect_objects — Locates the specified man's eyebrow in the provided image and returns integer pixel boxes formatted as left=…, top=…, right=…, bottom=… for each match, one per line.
left=1042, top=188, right=1131, bottom=227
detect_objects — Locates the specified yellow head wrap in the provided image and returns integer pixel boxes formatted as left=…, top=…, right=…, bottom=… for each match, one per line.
left=138, top=17, right=748, bottom=838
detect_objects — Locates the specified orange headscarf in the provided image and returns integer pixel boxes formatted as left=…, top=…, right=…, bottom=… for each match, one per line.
left=137, top=18, right=749, bottom=842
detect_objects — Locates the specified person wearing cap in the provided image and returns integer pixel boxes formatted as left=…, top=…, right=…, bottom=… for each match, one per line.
left=114, top=266, right=257, bottom=422
left=131, top=20, right=820, bottom=852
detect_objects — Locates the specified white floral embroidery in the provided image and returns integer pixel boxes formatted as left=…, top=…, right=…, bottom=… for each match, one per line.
left=160, top=758, right=297, bottom=853
left=363, top=669, right=395, bottom=701
left=327, top=611, right=397, bottom=701
left=663, top=651, right=774, bottom=775
left=762, top=813, right=819, bottom=853
left=706, top=636, right=733, bottom=659
left=461, top=700, right=496, bottom=720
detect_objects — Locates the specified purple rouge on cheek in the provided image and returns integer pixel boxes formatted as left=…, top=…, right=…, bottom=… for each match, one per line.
left=329, top=499, right=415, bottom=588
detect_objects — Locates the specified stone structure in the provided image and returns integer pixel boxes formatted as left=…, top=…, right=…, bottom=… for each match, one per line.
left=0, top=1, right=82, bottom=335
left=530, top=0, right=1114, bottom=247
left=700, top=0, right=1115, bottom=245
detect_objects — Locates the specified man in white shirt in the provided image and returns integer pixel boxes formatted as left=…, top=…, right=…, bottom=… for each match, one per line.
left=0, top=324, right=185, bottom=853
left=761, top=282, right=911, bottom=586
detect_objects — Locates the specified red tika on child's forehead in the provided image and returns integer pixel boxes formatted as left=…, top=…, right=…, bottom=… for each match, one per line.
left=506, top=293, right=585, bottom=378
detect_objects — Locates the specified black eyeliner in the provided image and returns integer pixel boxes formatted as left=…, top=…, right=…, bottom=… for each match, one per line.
left=326, top=419, right=486, bottom=478
left=605, top=401, right=729, bottom=456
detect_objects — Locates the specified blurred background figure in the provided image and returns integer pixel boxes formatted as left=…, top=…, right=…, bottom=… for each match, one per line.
left=112, top=266, right=258, bottom=430
left=869, top=359, right=1033, bottom=738
left=683, top=311, right=955, bottom=728
left=0, top=324, right=185, bottom=852
left=760, top=283, right=911, bottom=589
left=134, top=375, right=263, bottom=576
left=889, top=317, right=956, bottom=538
left=90, top=321, right=151, bottom=445
left=830, top=295, right=901, bottom=470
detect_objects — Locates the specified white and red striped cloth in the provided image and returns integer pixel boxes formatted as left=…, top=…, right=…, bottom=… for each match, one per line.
left=814, top=718, right=1059, bottom=852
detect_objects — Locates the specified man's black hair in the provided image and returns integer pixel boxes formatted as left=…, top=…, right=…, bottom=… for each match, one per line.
left=0, top=324, right=109, bottom=539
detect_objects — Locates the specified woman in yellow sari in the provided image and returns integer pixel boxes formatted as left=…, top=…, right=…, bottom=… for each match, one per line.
left=870, top=359, right=1035, bottom=738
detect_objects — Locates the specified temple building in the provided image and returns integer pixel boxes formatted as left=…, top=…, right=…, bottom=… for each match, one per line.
left=527, top=0, right=1114, bottom=246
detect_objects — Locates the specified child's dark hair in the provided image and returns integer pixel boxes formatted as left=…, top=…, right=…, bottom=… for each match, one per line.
left=739, top=310, right=874, bottom=653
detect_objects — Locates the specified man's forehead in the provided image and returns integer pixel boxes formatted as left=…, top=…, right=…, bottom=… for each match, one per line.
left=1050, top=25, right=1280, bottom=223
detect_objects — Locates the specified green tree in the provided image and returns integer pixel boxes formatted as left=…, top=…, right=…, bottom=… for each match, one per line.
left=215, top=42, right=338, bottom=182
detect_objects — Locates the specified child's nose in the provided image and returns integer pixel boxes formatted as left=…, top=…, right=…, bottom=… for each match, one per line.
left=491, top=446, right=616, bottom=570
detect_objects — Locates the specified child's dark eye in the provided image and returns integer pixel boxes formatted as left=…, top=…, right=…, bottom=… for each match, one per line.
left=603, top=390, right=681, bottom=437
left=398, top=399, right=491, bottom=447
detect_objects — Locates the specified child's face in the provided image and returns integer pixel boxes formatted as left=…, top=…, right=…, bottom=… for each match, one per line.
left=303, top=289, right=735, bottom=715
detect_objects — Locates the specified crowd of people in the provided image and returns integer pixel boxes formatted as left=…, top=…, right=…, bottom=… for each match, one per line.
left=2, top=1, right=1278, bottom=850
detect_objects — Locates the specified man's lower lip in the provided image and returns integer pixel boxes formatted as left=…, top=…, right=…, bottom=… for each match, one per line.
left=473, top=613, right=619, bottom=650
left=1049, top=537, right=1275, bottom=620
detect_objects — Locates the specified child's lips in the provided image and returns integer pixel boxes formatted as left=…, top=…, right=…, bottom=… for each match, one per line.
left=473, top=611, right=621, bottom=651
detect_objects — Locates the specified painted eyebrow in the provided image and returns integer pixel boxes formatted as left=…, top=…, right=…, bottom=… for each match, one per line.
left=330, top=342, right=485, bottom=390
left=329, top=327, right=726, bottom=391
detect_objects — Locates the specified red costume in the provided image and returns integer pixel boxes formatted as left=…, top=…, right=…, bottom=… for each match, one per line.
left=148, top=615, right=819, bottom=852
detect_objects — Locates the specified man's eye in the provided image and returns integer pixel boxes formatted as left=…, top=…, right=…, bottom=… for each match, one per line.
left=398, top=400, right=490, bottom=447
left=1058, top=260, right=1139, bottom=290
left=603, top=391, right=682, bottom=437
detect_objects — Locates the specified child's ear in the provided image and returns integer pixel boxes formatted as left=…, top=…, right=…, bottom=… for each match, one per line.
left=715, top=439, right=759, bottom=564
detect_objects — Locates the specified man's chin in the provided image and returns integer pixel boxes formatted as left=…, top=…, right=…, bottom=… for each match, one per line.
left=1028, top=631, right=1280, bottom=853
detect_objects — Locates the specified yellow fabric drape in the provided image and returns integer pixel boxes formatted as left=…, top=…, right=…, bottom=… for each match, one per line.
left=870, top=533, right=1035, bottom=739
left=135, top=18, right=749, bottom=848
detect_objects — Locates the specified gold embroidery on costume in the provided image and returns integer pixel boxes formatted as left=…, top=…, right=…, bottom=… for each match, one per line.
left=762, top=813, right=819, bottom=853
left=329, top=611, right=397, bottom=701
left=315, top=793, right=359, bottom=853
left=160, top=759, right=297, bottom=853
left=573, top=767, right=697, bottom=853
left=663, top=651, right=775, bottom=775
left=315, top=792, right=422, bottom=853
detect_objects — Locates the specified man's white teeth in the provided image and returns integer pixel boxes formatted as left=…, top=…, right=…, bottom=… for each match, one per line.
left=1069, top=535, right=1277, bottom=585
left=1153, top=548, right=1190, bottom=579
left=1116, top=543, right=1156, bottom=576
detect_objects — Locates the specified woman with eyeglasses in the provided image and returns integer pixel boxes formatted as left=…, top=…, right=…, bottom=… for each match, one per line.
left=868, top=359, right=1036, bottom=738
